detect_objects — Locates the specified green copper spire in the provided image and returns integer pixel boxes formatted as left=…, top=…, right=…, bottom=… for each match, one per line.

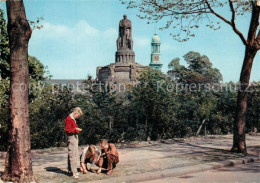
left=149, top=29, right=162, bottom=70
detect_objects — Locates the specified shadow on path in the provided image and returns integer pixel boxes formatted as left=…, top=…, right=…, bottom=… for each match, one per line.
left=178, top=175, right=195, bottom=179
left=214, top=161, right=260, bottom=173
left=45, top=167, right=68, bottom=176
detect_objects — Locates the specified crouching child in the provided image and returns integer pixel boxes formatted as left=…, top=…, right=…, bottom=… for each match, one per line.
left=80, top=145, right=100, bottom=174
left=96, top=139, right=119, bottom=175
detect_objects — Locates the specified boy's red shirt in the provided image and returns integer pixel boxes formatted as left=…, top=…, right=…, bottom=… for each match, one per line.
left=65, top=115, right=79, bottom=134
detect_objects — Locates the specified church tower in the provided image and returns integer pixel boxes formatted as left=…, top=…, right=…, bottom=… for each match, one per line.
left=149, top=30, right=162, bottom=70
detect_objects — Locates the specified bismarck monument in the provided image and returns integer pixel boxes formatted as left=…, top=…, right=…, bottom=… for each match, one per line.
left=96, top=15, right=147, bottom=86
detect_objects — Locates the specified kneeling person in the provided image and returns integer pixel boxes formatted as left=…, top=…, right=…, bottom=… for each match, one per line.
left=97, top=139, right=119, bottom=175
left=80, top=145, right=100, bottom=174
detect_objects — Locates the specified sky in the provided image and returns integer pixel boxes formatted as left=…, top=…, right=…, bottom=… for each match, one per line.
left=0, top=0, right=259, bottom=82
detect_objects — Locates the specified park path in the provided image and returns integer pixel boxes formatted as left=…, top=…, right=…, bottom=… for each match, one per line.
left=143, top=160, right=260, bottom=183
left=0, top=135, right=260, bottom=182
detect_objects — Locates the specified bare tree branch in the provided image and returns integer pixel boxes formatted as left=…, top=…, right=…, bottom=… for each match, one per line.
left=205, top=0, right=247, bottom=45
left=205, top=0, right=232, bottom=25
left=228, top=0, right=248, bottom=46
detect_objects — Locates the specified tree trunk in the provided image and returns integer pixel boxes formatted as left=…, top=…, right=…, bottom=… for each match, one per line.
left=231, top=2, right=260, bottom=154
left=109, top=116, right=112, bottom=133
left=1, top=0, right=34, bottom=182
left=204, top=123, right=206, bottom=136
left=196, top=118, right=206, bottom=136
left=145, top=116, right=148, bottom=140
left=231, top=47, right=257, bottom=154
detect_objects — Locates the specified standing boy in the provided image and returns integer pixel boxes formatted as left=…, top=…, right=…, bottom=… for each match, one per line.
left=65, top=107, right=83, bottom=179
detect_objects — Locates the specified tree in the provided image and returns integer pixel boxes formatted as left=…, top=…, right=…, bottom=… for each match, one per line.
left=246, top=82, right=260, bottom=132
left=168, top=51, right=222, bottom=84
left=0, top=7, right=10, bottom=112
left=131, top=69, right=177, bottom=140
left=1, top=7, right=50, bottom=152
left=208, top=82, right=237, bottom=135
left=1, top=0, right=35, bottom=182
left=29, top=85, right=75, bottom=149
left=0, top=8, right=10, bottom=80
left=168, top=51, right=222, bottom=136
left=122, top=0, right=260, bottom=154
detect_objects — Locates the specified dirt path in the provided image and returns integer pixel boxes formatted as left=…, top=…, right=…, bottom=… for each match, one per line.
left=1, top=135, right=260, bottom=182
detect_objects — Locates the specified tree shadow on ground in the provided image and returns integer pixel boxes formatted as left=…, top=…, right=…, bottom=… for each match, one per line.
left=118, top=143, right=159, bottom=149
left=45, top=167, right=68, bottom=176
left=214, top=161, right=260, bottom=173
left=176, top=143, right=248, bottom=162
left=140, top=142, right=248, bottom=164
left=178, top=175, right=195, bottom=179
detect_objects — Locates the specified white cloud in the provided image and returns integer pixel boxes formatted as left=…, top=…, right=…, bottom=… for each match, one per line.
left=103, top=28, right=117, bottom=39
left=75, top=20, right=99, bottom=37
left=36, top=22, right=70, bottom=38
left=32, top=20, right=100, bottom=43
left=134, top=37, right=150, bottom=48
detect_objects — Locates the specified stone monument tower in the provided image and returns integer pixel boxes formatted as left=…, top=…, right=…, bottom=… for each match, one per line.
left=149, top=30, right=163, bottom=70
left=116, top=15, right=135, bottom=63
left=96, top=15, right=147, bottom=87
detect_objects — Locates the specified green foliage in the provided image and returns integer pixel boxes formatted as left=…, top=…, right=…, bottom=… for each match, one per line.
left=168, top=51, right=223, bottom=84
left=131, top=69, right=177, bottom=140
left=29, top=85, right=75, bottom=149
left=74, top=76, right=131, bottom=144
left=0, top=78, right=9, bottom=108
left=167, top=51, right=234, bottom=136
left=0, top=8, right=10, bottom=79
left=3, top=49, right=258, bottom=150
left=208, top=82, right=237, bottom=134
left=28, top=56, right=47, bottom=82
left=246, top=82, right=260, bottom=132
left=0, top=9, right=10, bottom=149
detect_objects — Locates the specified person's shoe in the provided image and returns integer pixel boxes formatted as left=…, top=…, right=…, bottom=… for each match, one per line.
left=73, top=173, right=79, bottom=179
left=106, top=169, right=113, bottom=175
left=68, top=171, right=72, bottom=176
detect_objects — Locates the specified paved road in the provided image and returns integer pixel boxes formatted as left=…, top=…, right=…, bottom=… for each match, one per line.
left=143, top=161, right=260, bottom=183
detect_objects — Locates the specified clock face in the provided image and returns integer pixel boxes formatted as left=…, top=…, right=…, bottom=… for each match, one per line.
left=154, top=55, right=159, bottom=61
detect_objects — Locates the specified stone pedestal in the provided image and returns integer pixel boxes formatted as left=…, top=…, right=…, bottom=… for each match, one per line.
left=96, top=62, right=147, bottom=84
left=115, top=50, right=135, bottom=63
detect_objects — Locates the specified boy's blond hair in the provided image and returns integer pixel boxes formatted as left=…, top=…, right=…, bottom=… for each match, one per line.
left=73, top=107, right=83, bottom=116
left=89, top=145, right=96, bottom=154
